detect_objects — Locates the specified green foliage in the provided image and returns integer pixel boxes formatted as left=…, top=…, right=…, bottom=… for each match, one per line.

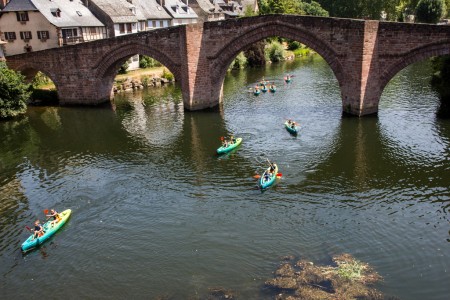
left=337, top=259, right=365, bottom=281
left=230, top=52, right=248, bottom=70
left=431, top=55, right=450, bottom=96
left=245, top=41, right=267, bottom=67
left=260, top=0, right=328, bottom=16
left=118, top=61, right=129, bottom=74
left=139, top=55, right=162, bottom=68
left=243, top=5, right=257, bottom=16
left=318, top=0, right=400, bottom=20
left=161, top=68, right=174, bottom=81
left=293, top=47, right=311, bottom=56
left=299, top=1, right=329, bottom=16
left=416, top=0, right=446, bottom=23
left=0, top=62, right=31, bottom=119
left=266, top=41, right=285, bottom=62
left=287, top=40, right=301, bottom=50
left=31, top=71, right=51, bottom=88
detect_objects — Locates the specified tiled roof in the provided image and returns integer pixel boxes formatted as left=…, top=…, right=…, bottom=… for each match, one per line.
left=2, top=0, right=38, bottom=12
left=89, top=0, right=138, bottom=23
left=31, top=0, right=104, bottom=27
left=163, top=0, right=198, bottom=19
left=134, top=0, right=172, bottom=20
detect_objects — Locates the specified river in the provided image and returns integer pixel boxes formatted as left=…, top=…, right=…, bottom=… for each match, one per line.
left=0, top=56, right=449, bottom=299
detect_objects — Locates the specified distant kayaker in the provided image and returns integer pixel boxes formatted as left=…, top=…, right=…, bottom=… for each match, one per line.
left=33, top=220, right=44, bottom=239
left=46, top=209, right=61, bottom=226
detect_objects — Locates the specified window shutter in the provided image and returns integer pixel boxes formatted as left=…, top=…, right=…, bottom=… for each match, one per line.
left=20, top=32, right=24, bottom=39
left=29, top=32, right=32, bottom=39
left=16, top=12, right=20, bottom=21
left=37, top=31, right=41, bottom=39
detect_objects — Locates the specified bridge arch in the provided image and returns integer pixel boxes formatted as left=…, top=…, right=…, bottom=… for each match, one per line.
left=9, top=62, right=60, bottom=88
left=209, top=20, right=345, bottom=102
left=379, top=40, right=450, bottom=95
left=94, top=43, right=182, bottom=80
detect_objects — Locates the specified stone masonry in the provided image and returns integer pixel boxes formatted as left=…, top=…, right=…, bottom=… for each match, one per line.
left=6, top=14, right=450, bottom=116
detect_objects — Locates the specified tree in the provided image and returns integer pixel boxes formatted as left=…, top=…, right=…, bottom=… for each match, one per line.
left=416, top=0, right=446, bottom=23
left=431, top=55, right=450, bottom=117
left=299, top=1, right=329, bottom=16
left=0, top=62, right=31, bottom=119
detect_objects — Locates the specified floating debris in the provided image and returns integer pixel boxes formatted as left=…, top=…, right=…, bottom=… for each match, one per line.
left=265, top=253, right=390, bottom=300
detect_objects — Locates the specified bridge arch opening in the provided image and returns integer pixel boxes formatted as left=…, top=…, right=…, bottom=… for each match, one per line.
left=378, top=43, right=450, bottom=117
left=209, top=23, right=345, bottom=106
left=93, top=43, right=181, bottom=105
left=12, top=65, right=60, bottom=105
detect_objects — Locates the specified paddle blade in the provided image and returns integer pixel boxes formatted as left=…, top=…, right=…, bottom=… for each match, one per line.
left=253, top=174, right=261, bottom=179
left=25, top=226, right=32, bottom=232
left=43, top=209, right=49, bottom=215
left=276, top=173, right=282, bottom=178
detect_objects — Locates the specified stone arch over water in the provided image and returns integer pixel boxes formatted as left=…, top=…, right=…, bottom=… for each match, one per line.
left=208, top=20, right=346, bottom=106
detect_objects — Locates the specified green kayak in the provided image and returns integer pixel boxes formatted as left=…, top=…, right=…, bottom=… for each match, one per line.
left=21, top=209, right=71, bottom=252
left=217, top=138, right=242, bottom=154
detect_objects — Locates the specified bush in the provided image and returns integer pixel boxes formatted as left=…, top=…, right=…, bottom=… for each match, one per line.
left=416, top=0, right=446, bottom=23
left=266, top=41, right=285, bottom=63
left=139, top=56, right=162, bottom=68
left=32, top=71, right=52, bottom=88
left=118, top=61, right=129, bottom=74
left=230, top=52, right=247, bottom=70
left=244, top=41, right=266, bottom=67
left=287, top=40, right=301, bottom=51
left=161, top=68, right=174, bottom=81
left=0, top=62, right=31, bottom=119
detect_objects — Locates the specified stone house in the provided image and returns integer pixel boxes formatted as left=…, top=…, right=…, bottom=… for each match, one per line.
left=157, top=0, right=198, bottom=26
left=0, top=0, right=106, bottom=56
left=191, top=0, right=257, bottom=21
left=133, top=0, right=172, bottom=31
left=188, top=0, right=224, bottom=22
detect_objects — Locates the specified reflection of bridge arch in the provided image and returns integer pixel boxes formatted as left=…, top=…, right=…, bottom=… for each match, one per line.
left=209, top=21, right=345, bottom=103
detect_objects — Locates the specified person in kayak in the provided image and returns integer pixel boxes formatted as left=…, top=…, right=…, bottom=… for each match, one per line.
left=269, top=163, right=276, bottom=174
left=33, top=220, right=45, bottom=239
left=46, top=209, right=61, bottom=226
left=263, top=171, right=270, bottom=182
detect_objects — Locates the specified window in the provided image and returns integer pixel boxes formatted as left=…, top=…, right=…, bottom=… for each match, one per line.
left=51, top=8, right=61, bottom=17
left=89, top=28, right=97, bottom=34
left=127, top=23, right=132, bottom=33
left=16, top=11, right=29, bottom=22
left=20, top=31, right=32, bottom=40
left=37, top=31, right=49, bottom=39
left=119, top=23, right=125, bottom=34
left=4, top=32, right=17, bottom=40
left=76, top=11, right=82, bottom=16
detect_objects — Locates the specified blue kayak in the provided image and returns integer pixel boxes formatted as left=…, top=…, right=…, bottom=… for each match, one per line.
left=285, top=121, right=299, bottom=135
left=260, top=164, right=279, bottom=189
left=217, top=138, right=242, bottom=155
left=21, top=209, right=71, bottom=252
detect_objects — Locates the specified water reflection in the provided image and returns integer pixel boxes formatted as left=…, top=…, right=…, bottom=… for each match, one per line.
left=0, top=57, right=449, bottom=299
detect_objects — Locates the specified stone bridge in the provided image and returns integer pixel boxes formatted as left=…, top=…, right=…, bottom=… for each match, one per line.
left=6, top=14, right=450, bottom=116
